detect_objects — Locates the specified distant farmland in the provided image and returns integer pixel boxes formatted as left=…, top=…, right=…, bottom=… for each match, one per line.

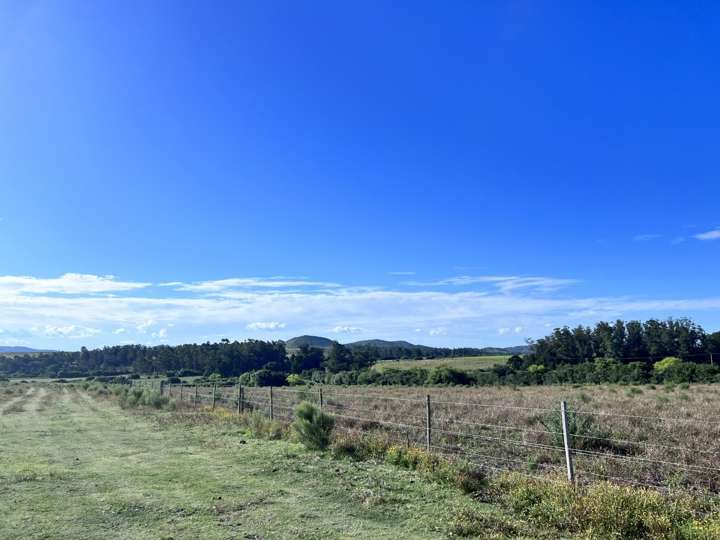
left=372, top=355, right=509, bottom=372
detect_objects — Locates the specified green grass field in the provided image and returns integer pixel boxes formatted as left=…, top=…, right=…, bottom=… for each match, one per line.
left=372, top=355, right=509, bottom=372
left=0, top=384, right=505, bottom=539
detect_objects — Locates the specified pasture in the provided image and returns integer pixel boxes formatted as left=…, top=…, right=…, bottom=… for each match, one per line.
left=0, top=383, right=494, bottom=539
left=372, top=355, right=509, bottom=372
left=177, top=381, right=720, bottom=492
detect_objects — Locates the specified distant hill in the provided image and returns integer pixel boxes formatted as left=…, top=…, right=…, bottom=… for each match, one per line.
left=0, top=346, right=55, bottom=354
left=285, top=335, right=335, bottom=351
left=346, top=339, right=432, bottom=350
left=284, top=335, right=529, bottom=358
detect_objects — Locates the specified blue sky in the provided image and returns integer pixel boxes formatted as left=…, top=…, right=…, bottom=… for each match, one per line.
left=1, top=1, right=719, bottom=350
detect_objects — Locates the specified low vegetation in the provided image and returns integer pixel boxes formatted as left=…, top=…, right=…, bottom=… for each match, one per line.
left=292, top=402, right=335, bottom=450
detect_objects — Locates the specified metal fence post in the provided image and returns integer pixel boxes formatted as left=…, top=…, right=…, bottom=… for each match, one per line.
left=240, top=385, right=244, bottom=414
left=269, top=386, right=274, bottom=420
left=425, top=395, right=432, bottom=452
left=560, top=401, right=575, bottom=483
left=212, top=384, right=216, bottom=410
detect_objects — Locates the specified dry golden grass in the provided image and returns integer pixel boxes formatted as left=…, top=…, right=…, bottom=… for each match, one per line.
left=167, top=382, right=720, bottom=492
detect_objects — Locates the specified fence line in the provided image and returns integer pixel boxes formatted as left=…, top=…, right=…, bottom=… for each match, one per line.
left=129, top=380, right=720, bottom=491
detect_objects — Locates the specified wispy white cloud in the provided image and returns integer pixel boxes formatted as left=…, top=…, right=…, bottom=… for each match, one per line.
left=151, top=327, right=169, bottom=340
left=162, top=277, right=340, bottom=293
left=136, top=320, right=155, bottom=333
left=37, top=324, right=101, bottom=339
left=0, top=273, right=150, bottom=295
left=405, top=275, right=578, bottom=293
left=695, top=229, right=720, bottom=241
left=246, top=321, right=286, bottom=330
left=331, top=325, right=364, bottom=334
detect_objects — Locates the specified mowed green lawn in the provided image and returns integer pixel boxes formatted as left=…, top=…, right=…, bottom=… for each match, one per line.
left=373, top=355, right=509, bottom=373
left=0, top=384, right=496, bottom=539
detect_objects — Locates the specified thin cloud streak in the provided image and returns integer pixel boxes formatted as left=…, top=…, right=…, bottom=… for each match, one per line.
left=404, top=275, right=579, bottom=293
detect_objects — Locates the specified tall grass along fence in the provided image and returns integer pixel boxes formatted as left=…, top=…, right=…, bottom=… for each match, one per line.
left=132, top=380, right=720, bottom=493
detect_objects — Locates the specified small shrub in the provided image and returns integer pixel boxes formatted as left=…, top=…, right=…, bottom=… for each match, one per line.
left=242, top=411, right=286, bottom=440
left=292, top=402, right=334, bottom=450
left=141, top=390, right=169, bottom=409
left=540, top=405, right=603, bottom=450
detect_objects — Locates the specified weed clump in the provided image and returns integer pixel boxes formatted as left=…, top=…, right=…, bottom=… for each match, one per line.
left=489, top=472, right=720, bottom=539
left=242, top=411, right=286, bottom=440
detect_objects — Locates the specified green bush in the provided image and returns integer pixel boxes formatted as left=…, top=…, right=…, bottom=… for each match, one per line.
left=654, top=357, right=682, bottom=373
left=286, top=374, right=304, bottom=386
left=426, top=366, right=472, bottom=385
left=292, top=402, right=334, bottom=450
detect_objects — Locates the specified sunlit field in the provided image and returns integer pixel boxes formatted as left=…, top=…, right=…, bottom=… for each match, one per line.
left=372, top=355, right=510, bottom=372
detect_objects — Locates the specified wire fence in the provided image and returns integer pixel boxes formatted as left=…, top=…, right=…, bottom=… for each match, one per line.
left=132, top=379, right=720, bottom=492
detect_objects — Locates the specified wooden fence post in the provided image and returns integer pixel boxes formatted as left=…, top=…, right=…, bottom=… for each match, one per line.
left=560, top=401, right=575, bottom=483
left=269, top=386, right=274, bottom=420
left=240, top=385, right=244, bottom=414
left=425, top=395, right=432, bottom=452
left=212, top=384, right=216, bottom=410
left=319, top=387, right=324, bottom=411
left=194, top=384, right=198, bottom=409
left=236, top=383, right=241, bottom=415
left=179, top=383, right=183, bottom=403
left=159, top=380, right=164, bottom=396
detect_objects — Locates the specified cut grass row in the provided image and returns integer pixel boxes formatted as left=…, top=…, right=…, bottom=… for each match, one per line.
left=0, top=383, right=505, bottom=539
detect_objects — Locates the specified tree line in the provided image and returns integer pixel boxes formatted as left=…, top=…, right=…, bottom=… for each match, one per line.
left=519, top=318, right=720, bottom=370
left=2, top=317, right=719, bottom=384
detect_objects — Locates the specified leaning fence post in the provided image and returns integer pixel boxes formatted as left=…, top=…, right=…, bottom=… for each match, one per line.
left=269, top=386, right=274, bottom=420
left=212, top=384, right=216, bottom=409
left=560, top=401, right=575, bottom=483
left=236, top=383, right=241, bottom=414
left=319, top=387, right=324, bottom=411
left=425, top=395, right=432, bottom=452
